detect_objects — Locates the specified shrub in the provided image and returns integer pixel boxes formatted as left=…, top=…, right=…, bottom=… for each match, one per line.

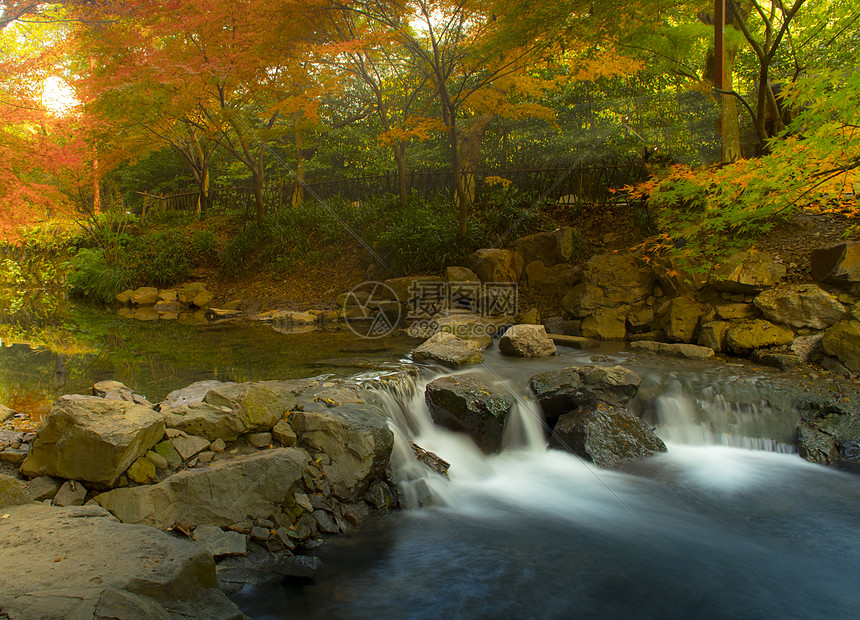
left=65, top=248, right=133, bottom=304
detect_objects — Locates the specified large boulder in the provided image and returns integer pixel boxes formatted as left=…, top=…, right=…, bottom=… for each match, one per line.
left=0, top=504, right=241, bottom=619
left=726, top=320, right=795, bottom=355
left=811, top=242, right=860, bottom=284
left=529, top=365, right=642, bottom=422
left=468, top=248, right=524, bottom=283
left=659, top=297, right=706, bottom=343
left=160, top=381, right=296, bottom=441
left=548, top=402, right=667, bottom=468
left=413, top=331, right=483, bottom=368
left=562, top=253, right=656, bottom=317
left=425, top=375, right=512, bottom=453
left=290, top=404, right=394, bottom=501
left=709, top=250, right=786, bottom=293
left=499, top=324, right=557, bottom=357
left=753, top=284, right=846, bottom=329
left=95, top=448, right=308, bottom=529
left=20, top=395, right=165, bottom=489
left=510, top=227, right=575, bottom=267
left=822, top=320, right=860, bottom=373
left=525, top=261, right=582, bottom=297
left=581, top=308, right=627, bottom=340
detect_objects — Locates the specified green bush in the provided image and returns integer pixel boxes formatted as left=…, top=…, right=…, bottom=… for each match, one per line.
left=65, top=248, right=133, bottom=304
left=125, top=230, right=193, bottom=286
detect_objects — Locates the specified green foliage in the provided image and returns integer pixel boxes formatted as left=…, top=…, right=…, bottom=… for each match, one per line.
left=65, top=248, right=133, bottom=304
left=125, top=230, right=194, bottom=286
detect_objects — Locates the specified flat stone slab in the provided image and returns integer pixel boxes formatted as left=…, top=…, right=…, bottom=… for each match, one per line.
left=629, top=340, right=715, bottom=360
left=548, top=334, right=600, bottom=349
left=0, top=504, right=242, bottom=619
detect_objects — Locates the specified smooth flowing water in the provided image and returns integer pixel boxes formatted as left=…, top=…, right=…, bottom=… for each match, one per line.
left=232, top=347, right=860, bottom=620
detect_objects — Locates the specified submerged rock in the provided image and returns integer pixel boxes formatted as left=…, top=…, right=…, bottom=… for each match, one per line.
left=548, top=402, right=667, bottom=468
left=425, top=375, right=512, bottom=453
left=20, top=395, right=165, bottom=489
left=0, top=503, right=241, bottom=619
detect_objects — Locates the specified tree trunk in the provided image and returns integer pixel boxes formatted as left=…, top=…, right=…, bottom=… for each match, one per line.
left=292, top=126, right=305, bottom=208
left=722, top=49, right=741, bottom=162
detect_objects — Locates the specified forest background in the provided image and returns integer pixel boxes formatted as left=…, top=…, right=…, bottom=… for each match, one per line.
left=0, top=0, right=858, bottom=302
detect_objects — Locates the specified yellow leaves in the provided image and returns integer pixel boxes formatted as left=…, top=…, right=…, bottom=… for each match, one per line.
left=484, top=176, right=512, bottom=187
left=377, top=117, right=444, bottom=146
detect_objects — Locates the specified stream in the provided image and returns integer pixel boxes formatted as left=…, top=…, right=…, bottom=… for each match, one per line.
left=3, top=299, right=859, bottom=618
left=231, top=347, right=860, bottom=620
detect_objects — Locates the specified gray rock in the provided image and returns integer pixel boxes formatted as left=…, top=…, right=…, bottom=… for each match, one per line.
left=659, top=297, right=705, bottom=343
left=291, top=405, right=393, bottom=501
left=511, top=227, right=575, bottom=267
left=313, top=509, right=340, bottom=534
left=20, top=395, right=164, bottom=489
left=192, top=524, right=247, bottom=558
left=754, top=284, right=846, bottom=329
left=197, top=450, right=216, bottom=464
left=0, top=473, right=30, bottom=508
left=26, top=476, right=62, bottom=502
left=161, top=382, right=296, bottom=442
left=530, top=365, right=642, bottom=419
left=424, top=375, right=512, bottom=453
left=250, top=526, right=271, bottom=542
left=811, top=242, right=860, bottom=284
left=95, top=448, right=309, bottom=530
left=0, top=503, right=241, bottom=619
left=171, top=434, right=211, bottom=461
left=726, top=320, right=795, bottom=355
left=272, top=419, right=297, bottom=446
left=1, top=404, right=17, bottom=423
left=53, top=480, right=87, bottom=507
left=629, top=341, right=715, bottom=361
left=499, top=324, right=557, bottom=357
left=445, top=266, right=480, bottom=282
left=822, top=320, right=860, bottom=373
left=413, top=331, right=483, bottom=368
left=248, top=432, right=272, bottom=448
left=543, top=316, right=565, bottom=335
left=145, top=450, right=169, bottom=471
left=562, top=253, right=656, bottom=317
left=710, top=250, right=786, bottom=293
left=468, top=248, right=524, bottom=283
left=698, top=321, right=731, bottom=352
left=794, top=395, right=860, bottom=465
left=548, top=403, right=668, bottom=468
left=209, top=438, right=226, bottom=453
left=92, top=380, right=153, bottom=407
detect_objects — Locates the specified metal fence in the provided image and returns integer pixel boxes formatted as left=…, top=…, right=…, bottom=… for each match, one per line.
left=143, top=157, right=649, bottom=219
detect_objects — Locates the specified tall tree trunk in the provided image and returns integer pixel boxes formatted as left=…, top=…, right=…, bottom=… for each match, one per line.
left=292, top=126, right=305, bottom=208
left=722, top=49, right=741, bottom=162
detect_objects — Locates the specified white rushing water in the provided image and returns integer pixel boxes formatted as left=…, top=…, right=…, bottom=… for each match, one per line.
left=234, top=347, right=860, bottom=620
